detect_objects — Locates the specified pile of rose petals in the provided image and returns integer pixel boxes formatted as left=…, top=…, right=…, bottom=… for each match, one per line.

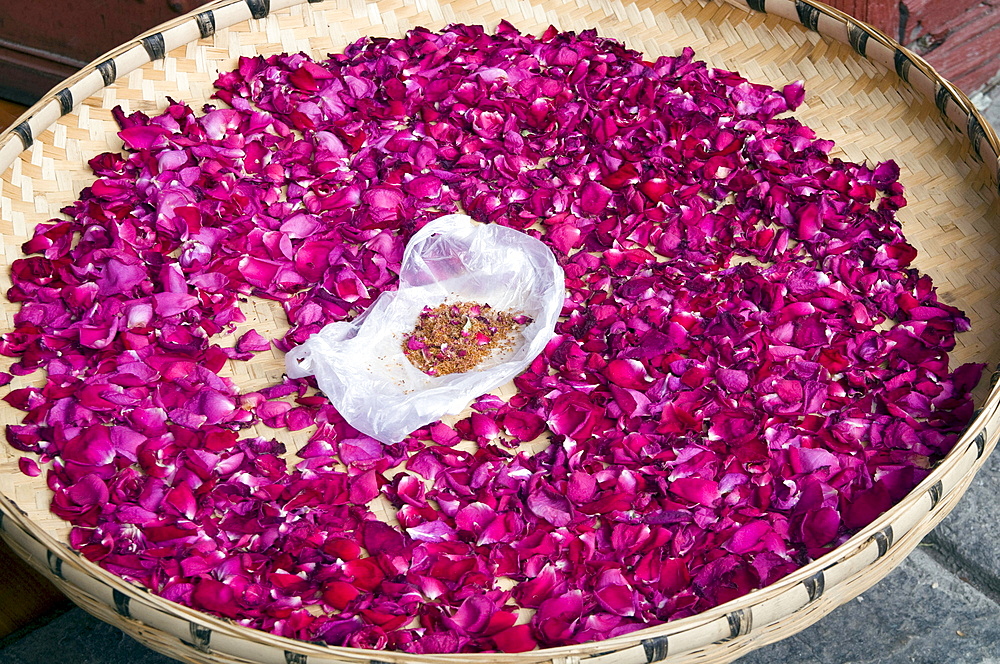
left=0, top=22, right=983, bottom=653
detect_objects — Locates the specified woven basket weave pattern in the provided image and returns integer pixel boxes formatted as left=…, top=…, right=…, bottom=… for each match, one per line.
left=0, top=0, right=999, bottom=662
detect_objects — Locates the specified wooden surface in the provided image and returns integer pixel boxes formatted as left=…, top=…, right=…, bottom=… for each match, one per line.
left=0, top=100, right=25, bottom=130
left=0, top=539, right=68, bottom=640
left=828, top=0, right=899, bottom=37
left=902, top=0, right=1000, bottom=93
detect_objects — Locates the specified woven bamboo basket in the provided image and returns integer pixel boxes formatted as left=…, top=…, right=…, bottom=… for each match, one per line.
left=1, top=0, right=999, bottom=662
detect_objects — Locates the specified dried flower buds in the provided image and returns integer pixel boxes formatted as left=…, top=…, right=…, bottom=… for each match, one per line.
left=402, top=302, right=530, bottom=376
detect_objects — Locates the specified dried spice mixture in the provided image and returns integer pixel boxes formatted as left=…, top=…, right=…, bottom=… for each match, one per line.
left=402, top=302, right=531, bottom=376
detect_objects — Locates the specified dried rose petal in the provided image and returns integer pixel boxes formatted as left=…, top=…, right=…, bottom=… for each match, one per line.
left=0, top=22, right=982, bottom=655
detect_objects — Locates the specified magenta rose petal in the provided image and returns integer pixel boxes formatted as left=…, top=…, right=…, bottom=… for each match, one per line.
left=0, top=22, right=982, bottom=655
left=18, top=456, right=40, bottom=477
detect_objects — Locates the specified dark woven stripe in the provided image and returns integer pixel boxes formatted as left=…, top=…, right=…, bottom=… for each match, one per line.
left=112, top=589, right=131, bottom=618
left=642, top=635, right=669, bottom=662
left=246, top=0, right=270, bottom=18
left=726, top=607, right=753, bottom=639
left=141, top=33, right=166, bottom=60
left=55, top=88, right=73, bottom=116
left=196, top=10, right=216, bottom=38
left=795, top=0, right=820, bottom=31
left=308, top=0, right=326, bottom=3
left=97, top=58, right=117, bottom=86
left=872, top=525, right=894, bottom=558
left=847, top=23, right=869, bottom=57
left=188, top=623, right=212, bottom=652
left=746, top=0, right=766, bottom=12
left=12, top=121, right=31, bottom=149
left=935, top=84, right=953, bottom=117
left=973, top=429, right=987, bottom=458
left=46, top=550, right=63, bottom=579
left=893, top=49, right=912, bottom=82
left=928, top=480, right=943, bottom=509
left=0, top=509, right=4, bottom=529
left=285, top=652, right=307, bottom=664
left=967, top=114, right=987, bottom=159
left=803, top=570, right=825, bottom=602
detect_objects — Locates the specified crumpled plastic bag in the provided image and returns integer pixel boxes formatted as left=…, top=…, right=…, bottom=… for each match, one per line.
left=285, top=214, right=565, bottom=443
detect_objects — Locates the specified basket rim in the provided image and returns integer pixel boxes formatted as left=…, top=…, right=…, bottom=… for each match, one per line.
left=0, top=0, right=999, bottom=661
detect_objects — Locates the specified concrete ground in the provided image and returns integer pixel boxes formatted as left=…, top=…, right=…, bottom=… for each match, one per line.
left=972, top=78, right=1000, bottom=135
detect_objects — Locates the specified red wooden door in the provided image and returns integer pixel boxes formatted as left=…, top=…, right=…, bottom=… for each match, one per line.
left=827, top=0, right=900, bottom=37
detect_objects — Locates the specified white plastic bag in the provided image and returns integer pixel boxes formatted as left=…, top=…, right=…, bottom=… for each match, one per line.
left=285, top=214, right=565, bottom=443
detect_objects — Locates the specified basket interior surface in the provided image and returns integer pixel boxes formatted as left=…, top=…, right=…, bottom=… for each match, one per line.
left=0, top=0, right=998, bottom=658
